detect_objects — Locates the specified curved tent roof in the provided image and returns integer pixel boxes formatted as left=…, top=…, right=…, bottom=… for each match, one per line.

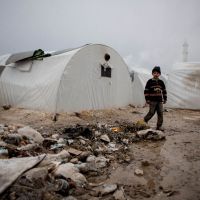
left=0, top=44, right=133, bottom=112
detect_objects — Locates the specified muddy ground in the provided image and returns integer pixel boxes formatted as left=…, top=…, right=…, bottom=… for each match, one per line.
left=0, top=105, right=200, bottom=200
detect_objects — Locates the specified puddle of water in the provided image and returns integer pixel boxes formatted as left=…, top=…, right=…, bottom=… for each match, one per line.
left=106, top=165, right=147, bottom=186
left=107, top=141, right=165, bottom=187
left=159, top=133, right=200, bottom=199
left=106, top=134, right=200, bottom=199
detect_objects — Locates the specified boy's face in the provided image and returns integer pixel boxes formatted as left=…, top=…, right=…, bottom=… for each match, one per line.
left=152, top=71, right=160, bottom=79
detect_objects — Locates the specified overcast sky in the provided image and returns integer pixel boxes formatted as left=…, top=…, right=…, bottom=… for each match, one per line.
left=0, top=0, right=199, bottom=72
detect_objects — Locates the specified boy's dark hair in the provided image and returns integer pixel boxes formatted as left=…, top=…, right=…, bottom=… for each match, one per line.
left=152, top=66, right=161, bottom=74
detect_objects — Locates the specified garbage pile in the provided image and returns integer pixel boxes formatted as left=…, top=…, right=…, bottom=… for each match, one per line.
left=0, top=122, right=165, bottom=200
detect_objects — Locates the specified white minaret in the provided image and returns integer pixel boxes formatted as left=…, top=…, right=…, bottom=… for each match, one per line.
left=182, top=41, right=188, bottom=62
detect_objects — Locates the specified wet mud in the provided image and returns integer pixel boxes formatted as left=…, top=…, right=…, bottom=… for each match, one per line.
left=0, top=106, right=200, bottom=199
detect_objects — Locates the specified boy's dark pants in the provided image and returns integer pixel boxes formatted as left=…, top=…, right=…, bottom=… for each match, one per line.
left=144, top=101, right=163, bottom=128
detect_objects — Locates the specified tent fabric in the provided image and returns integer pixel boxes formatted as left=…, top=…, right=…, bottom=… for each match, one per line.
left=0, top=154, right=46, bottom=195
left=167, top=62, right=200, bottom=110
left=0, top=44, right=133, bottom=112
left=0, top=49, right=51, bottom=66
left=4, top=51, right=36, bottom=65
left=129, top=67, right=151, bottom=107
left=0, top=54, right=11, bottom=66
left=0, top=55, right=10, bottom=76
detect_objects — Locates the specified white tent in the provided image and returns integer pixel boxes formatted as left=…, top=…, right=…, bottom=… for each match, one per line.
left=129, top=67, right=151, bottom=107
left=167, top=62, right=200, bottom=110
left=0, top=44, right=133, bottom=112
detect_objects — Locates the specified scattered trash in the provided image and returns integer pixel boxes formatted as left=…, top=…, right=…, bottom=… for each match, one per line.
left=76, top=162, right=96, bottom=173
left=18, top=126, right=44, bottom=144
left=94, top=130, right=101, bottom=137
left=67, top=139, right=74, bottom=145
left=68, top=148, right=83, bottom=156
left=57, top=138, right=66, bottom=144
left=70, top=158, right=79, bottom=164
left=141, top=160, right=150, bottom=166
left=134, top=168, right=144, bottom=176
left=122, top=138, right=129, bottom=144
left=100, top=134, right=110, bottom=143
left=50, top=143, right=65, bottom=150
left=128, top=104, right=135, bottom=108
left=111, top=127, right=122, bottom=133
left=136, top=129, right=166, bottom=141
left=79, top=139, right=86, bottom=145
left=52, top=134, right=59, bottom=140
left=2, top=134, right=23, bottom=146
left=78, top=151, right=91, bottom=162
left=0, top=141, right=7, bottom=147
left=108, top=142, right=119, bottom=152
left=2, top=105, right=11, bottom=110
left=0, top=128, right=4, bottom=134
left=43, top=138, right=57, bottom=148
left=0, top=116, right=168, bottom=199
left=164, top=190, right=180, bottom=197
left=55, top=178, right=70, bottom=196
left=17, top=143, right=39, bottom=151
left=95, top=183, right=118, bottom=196
left=0, top=147, right=8, bottom=157
left=0, top=154, right=46, bottom=194
left=0, top=124, right=5, bottom=128
left=54, top=163, right=87, bottom=187
left=113, top=187, right=126, bottom=200
left=63, top=125, right=94, bottom=139
left=86, top=155, right=109, bottom=169
left=22, top=166, right=48, bottom=186
left=41, top=150, right=70, bottom=165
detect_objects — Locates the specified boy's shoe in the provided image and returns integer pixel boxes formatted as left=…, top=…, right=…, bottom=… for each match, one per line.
left=156, top=126, right=164, bottom=131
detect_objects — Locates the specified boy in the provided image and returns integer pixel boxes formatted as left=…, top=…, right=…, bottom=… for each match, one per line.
left=144, top=66, right=167, bottom=131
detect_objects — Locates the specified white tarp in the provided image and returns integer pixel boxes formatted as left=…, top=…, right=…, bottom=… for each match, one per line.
left=0, top=44, right=133, bottom=112
left=0, top=55, right=10, bottom=75
left=0, top=154, right=46, bottom=194
left=0, top=54, right=11, bottom=66
left=167, top=62, right=200, bottom=110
